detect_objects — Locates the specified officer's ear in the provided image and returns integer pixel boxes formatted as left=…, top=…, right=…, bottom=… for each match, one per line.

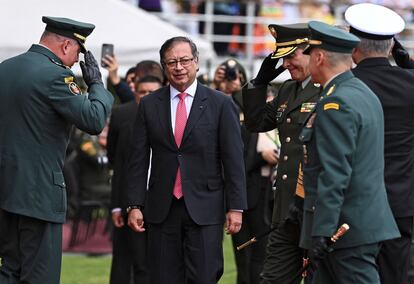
left=62, top=39, right=74, bottom=55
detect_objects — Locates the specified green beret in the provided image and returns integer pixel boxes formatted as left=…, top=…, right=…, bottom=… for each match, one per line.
left=268, top=23, right=310, bottom=59
left=42, top=16, right=95, bottom=53
left=305, top=21, right=360, bottom=54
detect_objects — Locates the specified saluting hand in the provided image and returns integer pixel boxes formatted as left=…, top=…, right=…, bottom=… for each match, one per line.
left=80, top=51, right=104, bottom=87
left=252, top=53, right=286, bottom=86
left=128, top=208, right=146, bottom=233
left=392, top=38, right=414, bottom=69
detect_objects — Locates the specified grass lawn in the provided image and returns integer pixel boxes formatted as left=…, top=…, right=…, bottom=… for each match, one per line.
left=61, top=234, right=237, bottom=284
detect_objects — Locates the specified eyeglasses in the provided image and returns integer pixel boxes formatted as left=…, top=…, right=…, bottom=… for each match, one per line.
left=164, top=57, right=195, bottom=68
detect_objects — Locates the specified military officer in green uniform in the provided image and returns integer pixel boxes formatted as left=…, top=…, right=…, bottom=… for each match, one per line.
left=242, top=24, right=321, bottom=283
left=0, top=16, right=114, bottom=283
left=300, top=21, right=400, bottom=283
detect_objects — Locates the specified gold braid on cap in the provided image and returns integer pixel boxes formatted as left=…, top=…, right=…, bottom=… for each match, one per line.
left=275, top=38, right=309, bottom=47
left=307, top=39, right=322, bottom=45
left=73, top=33, right=86, bottom=43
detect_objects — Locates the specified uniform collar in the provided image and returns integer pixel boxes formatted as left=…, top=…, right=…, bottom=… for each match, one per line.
left=323, top=70, right=354, bottom=93
left=28, top=44, right=64, bottom=66
left=356, top=57, right=391, bottom=68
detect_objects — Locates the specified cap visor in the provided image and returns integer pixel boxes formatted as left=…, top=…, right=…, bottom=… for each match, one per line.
left=271, top=46, right=297, bottom=59
left=77, top=41, right=86, bottom=53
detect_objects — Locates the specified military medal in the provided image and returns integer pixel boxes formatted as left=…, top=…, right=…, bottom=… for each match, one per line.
left=300, top=102, right=316, bottom=113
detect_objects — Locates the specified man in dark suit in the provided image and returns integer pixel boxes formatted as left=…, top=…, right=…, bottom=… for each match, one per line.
left=126, top=36, right=247, bottom=284
left=107, top=75, right=162, bottom=284
left=300, top=21, right=400, bottom=283
left=242, top=24, right=321, bottom=283
left=345, top=3, right=414, bottom=284
left=0, top=17, right=113, bottom=284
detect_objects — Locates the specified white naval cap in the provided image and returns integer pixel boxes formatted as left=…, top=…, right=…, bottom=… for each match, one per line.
left=345, top=3, right=405, bottom=40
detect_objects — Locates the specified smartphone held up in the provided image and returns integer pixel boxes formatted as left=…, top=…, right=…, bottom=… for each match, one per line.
left=101, top=43, right=114, bottom=68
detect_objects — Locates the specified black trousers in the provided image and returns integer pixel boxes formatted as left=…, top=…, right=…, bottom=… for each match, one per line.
left=378, top=216, right=413, bottom=284
left=110, top=218, right=149, bottom=284
left=0, top=209, right=62, bottom=284
left=147, top=198, right=223, bottom=284
left=231, top=177, right=272, bottom=284
left=260, top=197, right=306, bottom=284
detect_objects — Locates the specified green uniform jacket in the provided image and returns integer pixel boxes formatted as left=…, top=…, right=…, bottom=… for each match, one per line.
left=243, top=79, right=321, bottom=224
left=0, top=44, right=114, bottom=223
left=299, top=71, right=399, bottom=249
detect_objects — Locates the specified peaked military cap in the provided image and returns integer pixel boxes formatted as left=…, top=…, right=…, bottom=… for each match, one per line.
left=42, top=16, right=95, bottom=53
left=305, top=21, right=360, bottom=54
left=345, top=3, right=405, bottom=40
left=268, top=23, right=310, bottom=59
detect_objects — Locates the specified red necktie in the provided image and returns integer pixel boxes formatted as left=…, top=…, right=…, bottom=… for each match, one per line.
left=173, top=93, right=188, bottom=199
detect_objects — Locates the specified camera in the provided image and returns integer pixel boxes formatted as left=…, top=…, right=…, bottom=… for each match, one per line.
left=224, top=59, right=238, bottom=81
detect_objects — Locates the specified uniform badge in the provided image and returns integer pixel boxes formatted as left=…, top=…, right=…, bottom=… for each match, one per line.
left=323, top=103, right=340, bottom=111
left=306, top=113, right=317, bottom=128
left=326, top=84, right=336, bottom=96
left=300, top=102, right=316, bottom=113
left=276, top=101, right=288, bottom=119
left=64, top=76, right=74, bottom=84
left=68, top=82, right=81, bottom=95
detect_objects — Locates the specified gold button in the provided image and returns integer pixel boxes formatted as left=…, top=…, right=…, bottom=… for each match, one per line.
left=282, top=174, right=288, bottom=180
left=286, top=118, right=291, bottom=123
left=283, top=155, right=288, bottom=161
left=286, top=137, right=291, bottom=143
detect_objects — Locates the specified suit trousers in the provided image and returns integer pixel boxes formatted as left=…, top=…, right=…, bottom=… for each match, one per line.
left=110, top=218, right=149, bottom=284
left=147, top=198, right=223, bottom=284
left=377, top=216, right=413, bottom=284
left=0, top=209, right=62, bottom=284
left=314, top=243, right=381, bottom=284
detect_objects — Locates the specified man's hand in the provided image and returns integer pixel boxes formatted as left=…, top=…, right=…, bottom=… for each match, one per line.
left=252, top=53, right=285, bottom=86
left=101, top=55, right=121, bottom=85
left=213, top=64, right=226, bottom=89
left=311, top=236, right=333, bottom=268
left=112, top=211, right=125, bottom=228
left=261, top=149, right=279, bottom=165
left=127, top=208, right=146, bottom=232
left=225, top=211, right=242, bottom=235
left=392, top=38, right=414, bottom=69
left=80, top=51, right=104, bottom=87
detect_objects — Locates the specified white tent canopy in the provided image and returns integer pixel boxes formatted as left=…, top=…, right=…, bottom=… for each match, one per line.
left=0, top=0, right=215, bottom=75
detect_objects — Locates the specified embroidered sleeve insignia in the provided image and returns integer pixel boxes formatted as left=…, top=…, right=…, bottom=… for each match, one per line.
left=68, top=82, right=81, bottom=95
left=323, top=103, right=340, bottom=111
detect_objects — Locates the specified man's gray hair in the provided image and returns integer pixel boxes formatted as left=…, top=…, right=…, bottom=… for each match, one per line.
left=324, top=50, right=353, bottom=67
left=357, top=37, right=393, bottom=57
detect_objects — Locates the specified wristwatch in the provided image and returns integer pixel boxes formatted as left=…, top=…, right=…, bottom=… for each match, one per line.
left=126, top=205, right=142, bottom=213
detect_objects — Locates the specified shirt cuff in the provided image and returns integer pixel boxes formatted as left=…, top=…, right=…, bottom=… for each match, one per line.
left=111, top=208, right=122, bottom=213
left=229, top=209, right=243, bottom=213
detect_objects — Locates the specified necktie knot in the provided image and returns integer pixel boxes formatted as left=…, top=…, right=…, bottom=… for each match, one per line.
left=178, top=92, right=187, bottom=101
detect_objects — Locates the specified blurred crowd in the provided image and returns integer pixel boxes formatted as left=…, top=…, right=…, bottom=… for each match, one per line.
left=122, top=0, right=414, bottom=57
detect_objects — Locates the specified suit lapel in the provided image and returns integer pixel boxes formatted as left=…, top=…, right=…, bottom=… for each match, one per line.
left=181, top=84, right=207, bottom=145
left=156, top=87, right=176, bottom=147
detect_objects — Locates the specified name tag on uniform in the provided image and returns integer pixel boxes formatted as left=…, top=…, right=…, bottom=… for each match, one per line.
left=300, top=102, right=316, bottom=113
